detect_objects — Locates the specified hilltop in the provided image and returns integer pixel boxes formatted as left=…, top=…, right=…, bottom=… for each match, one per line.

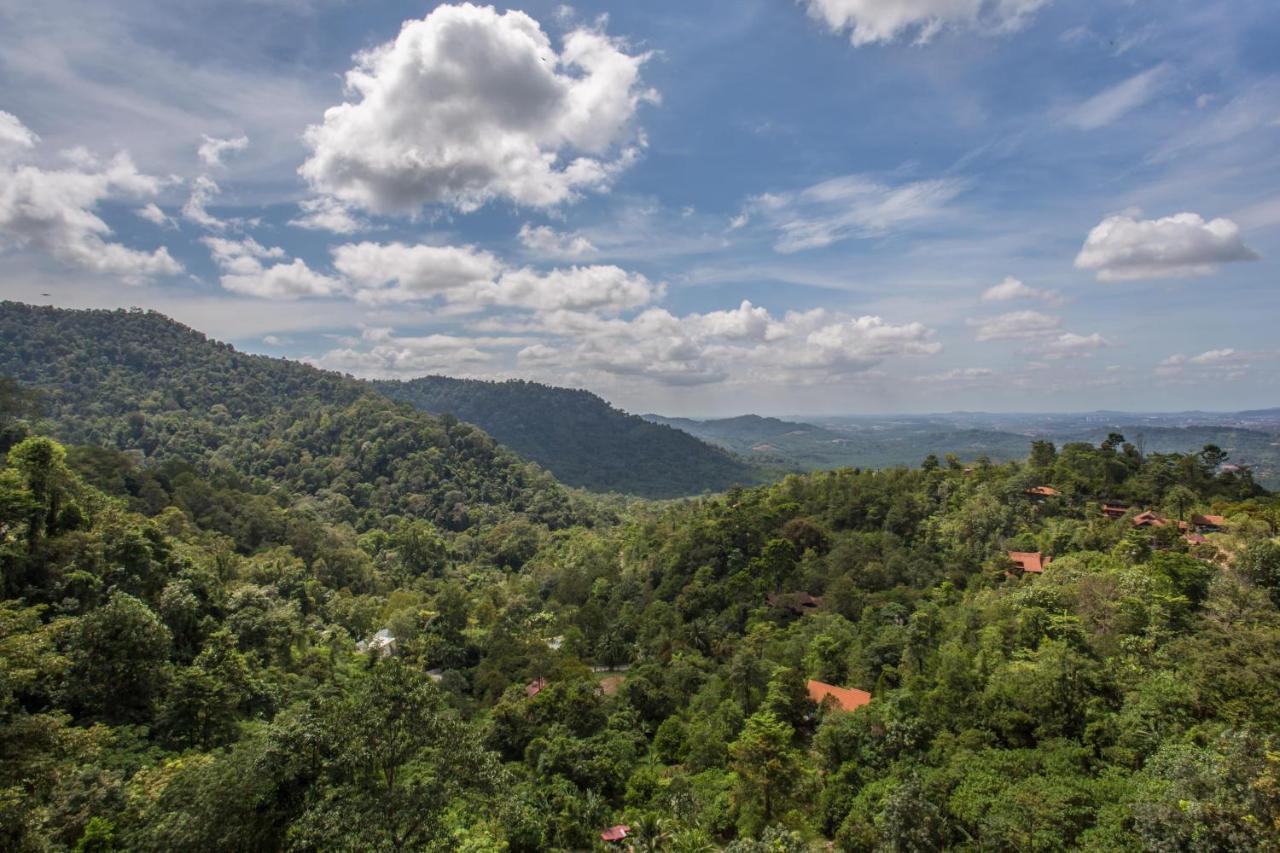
left=376, top=376, right=759, bottom=498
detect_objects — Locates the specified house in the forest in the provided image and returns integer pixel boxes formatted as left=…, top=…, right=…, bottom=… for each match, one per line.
left=807, top=679, right=872, bottom=713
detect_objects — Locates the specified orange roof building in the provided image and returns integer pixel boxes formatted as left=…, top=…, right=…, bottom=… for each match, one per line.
left=1131, top=511, right=1169, bottom=528
left=1101, top=502, right=1130, bottom=519
left=807, top=679, right=872, bottom=713
left=1007, top=551, right=1048, bottom=574
left=1025, top=486, right=1060, bottom=497
left=1192, top=513, right=1227, bottom=531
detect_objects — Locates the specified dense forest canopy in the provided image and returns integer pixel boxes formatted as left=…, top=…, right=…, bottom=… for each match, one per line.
left=376, top=376, right=758, bottom=498
left=2, top=303, right=1280, bottom=851
left=0, top=302, right=595, bottom=535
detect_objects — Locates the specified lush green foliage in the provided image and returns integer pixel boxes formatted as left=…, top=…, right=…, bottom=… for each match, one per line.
left=377, top=376, right=759, bottom=498
left=0, top=302, right=595, bottom=534
left=3, top=304, right=1280, bottom=851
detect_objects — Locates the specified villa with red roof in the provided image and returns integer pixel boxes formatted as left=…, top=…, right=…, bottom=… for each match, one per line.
left=1007, top=551, right=1048, bottom=574
left=807, top=679, right=871, bottom=713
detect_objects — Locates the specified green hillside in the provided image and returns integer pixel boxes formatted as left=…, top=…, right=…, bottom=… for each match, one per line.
left=376, top=376, right=759, bottom=498
left=0, top=302, right=591, bottom=533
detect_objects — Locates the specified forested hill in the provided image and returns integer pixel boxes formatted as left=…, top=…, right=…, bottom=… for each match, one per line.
left=375, top=375, right=759, bottom=497
left=0, top=301, right=591, bottom=532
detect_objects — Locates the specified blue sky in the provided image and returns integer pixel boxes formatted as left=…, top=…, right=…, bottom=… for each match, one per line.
left=2, top=0, right=1278, bottom=416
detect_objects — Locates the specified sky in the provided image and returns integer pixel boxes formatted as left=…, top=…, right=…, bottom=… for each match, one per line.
left=1, top=0, right=1279, bottom=417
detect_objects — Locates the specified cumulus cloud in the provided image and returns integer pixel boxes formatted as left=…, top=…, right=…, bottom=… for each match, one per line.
left=1074, top=211, right=1260, bottom=281
left=801, top=0, right=1049, bottom=46
left=969, top=309, right=1060, bottom=341
left=981, top=276, right=1063, bottom=305
left=514, top=302, right=939, bottom=387
left=1038, top=331, right=1112, bottom=359
left=204, top=235, right=342, bottom=299
left=308, top=326, right=548, bottom=377
left=1190, top=348, right=1236, bottom=364
left=0, top=110, right=39, bottom=155
left=299, top=3, right=656, bottom=215
left=915, top=367, right=994, bottom=383
left=0, top=114, right=181, bottom=281
left=333, top=238, right=657, bottom=312
left=518, top=223, right=596, bottom=258
left=289, top=197, right=367, bottom=234
left=136, top=202, right=175, bottom=228
left=182, top=175, right=227, bottom=230
left=744, top=174, right=966, bottom=253
left=197, top=134, right=249, bottom=168
left=1064, top=65, right=1168, bottom=130
left=492, top=265, right=657, bottom=312
left=333, top=241, right=504, bottom=304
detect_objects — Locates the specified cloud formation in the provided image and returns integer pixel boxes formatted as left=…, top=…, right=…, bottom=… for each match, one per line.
left=801, top=0, right=1049, bottom=46
left=332, top=239, right=658, bottom=312
left=1075, top=211, right=1260, bottom=281
left=197, top=134, right=249, bottom=168
left=745, top=174, right=966, bottom=253
left=204, top=236, right=342, bottom=299
left=518, top=223, right=596, bottom=258
left=1064, top=66, right=1168, bottom=130
left=0, top=114, right=181, bottom=281
left=299, top=3, right=656, bottom=215
left=182, top=175, right=227, bottom=230
left=513, top=302, right=939, bottom=386
left=981, top=276, right=1063, bottom=305
left=969, top=309, right=1060, bottom=341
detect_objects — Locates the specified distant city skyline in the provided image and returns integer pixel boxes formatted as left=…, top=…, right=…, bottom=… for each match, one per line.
left=2, top=0, right=1278, bottom=416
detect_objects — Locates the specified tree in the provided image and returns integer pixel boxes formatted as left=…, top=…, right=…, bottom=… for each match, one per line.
left=729, top=711, right=804, bottom=834
left=63, top=591, right=171, bottom=722
left=8, top=436, right=73, bottom=548
left=285, top=658, right=502, bottom=851
left=1238, top=540, right=1280, bottom=606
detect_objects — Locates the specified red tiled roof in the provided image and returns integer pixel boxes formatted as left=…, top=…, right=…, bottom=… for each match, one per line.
left=1007, top=551, right=1047, bottom=573
left=601, top=825, right=630, bottom=842
left=1026, top=486, right=1060, bottom=496
left=1132, top=511, right=1168, bottom=528
left=1101, top=502, right=1130, bottom=518
left=807, top=679, right=871, bottom=713
left=1192, top=514, right=1226, bottom=527
left=525, top=677, right=547, bottom=698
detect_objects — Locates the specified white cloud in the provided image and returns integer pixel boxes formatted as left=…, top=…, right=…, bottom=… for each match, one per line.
left=0, top=111, right=39, bottom=155
left=0, top=115, right=181, bottom=281
left=981, top=275, right=1063, bottom=305
left=518, top=223, right=596, bottom=258
left=510, top=302, right=939, bottom=387
left=332, top=241, right=505, bottom=304
left=332, top=238, right=657, bottom=312
left=915, top=367, right=994, bottom=383
left=182, top=175, right=227, bottom=230
left=310, top=327, right=534, bottom=377
left=289, top=197, right=367, bottom=234
left=299, top=3, right=656, bottom=215
left=1038, top=331, right=1112, bottom=359
left=136, top=202, right=175, bottom=228
left=197, top=134, right=249, bottom=168
left=1075, top=211, right=1260, bottom=281
left=203, top=235, right=342, bottom=299
left=801, top=0, right=1049, bottom=46
left=745, top=174, right=966, bottom=253
left=969, top=309, right=1060, bottom=341
left=1064, top=66, right=1168, bottom=130
left=492, top=265, right=658, bottom=313
left=1190, top=348, right=1235, bottom=365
